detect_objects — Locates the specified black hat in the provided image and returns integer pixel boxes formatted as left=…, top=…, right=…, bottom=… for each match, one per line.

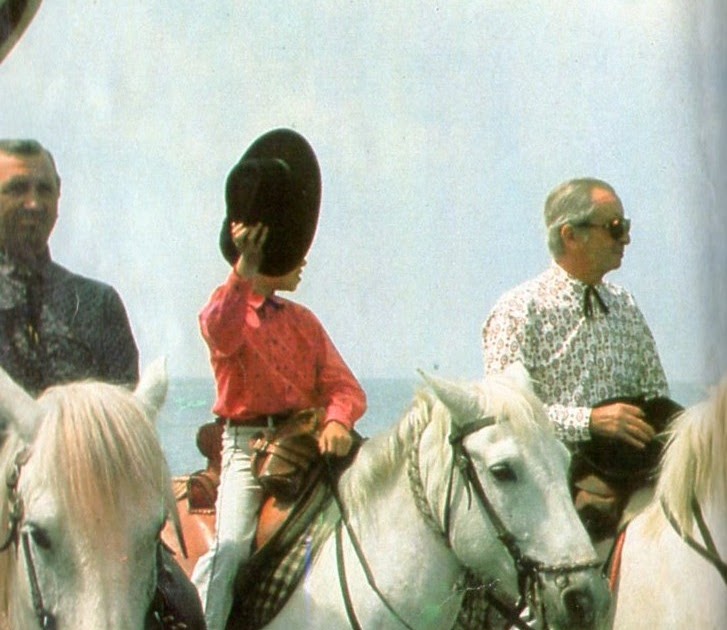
left=574, top=395, right=684, bottom=483
left=220, top=128, right=321, bottom=276
left=0, top=0, right=43, bottom=63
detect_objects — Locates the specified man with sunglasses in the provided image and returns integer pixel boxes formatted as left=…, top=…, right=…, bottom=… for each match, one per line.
left=482, top=177, right=670, bottom=541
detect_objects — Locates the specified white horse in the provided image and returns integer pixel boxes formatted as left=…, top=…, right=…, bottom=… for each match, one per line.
left=610, top=376, right=727, bottom=628
left=0, top=360, right=188, bottom=629
left=242, top=366, right=610, bottom=629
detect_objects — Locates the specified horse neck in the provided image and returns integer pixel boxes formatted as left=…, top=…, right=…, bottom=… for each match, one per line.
left=336, top=413, right=463, bottom=584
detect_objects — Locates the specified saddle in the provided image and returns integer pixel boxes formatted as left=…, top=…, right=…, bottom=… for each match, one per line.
left=186, top=422, right=223, bottom=513
left=571, top=395, right=683, bottom=540
left=228, top=411, right=363, bottom=630
left=248, top=408, right=324, bottom=503
left=180, top=411, right=361, bottom=630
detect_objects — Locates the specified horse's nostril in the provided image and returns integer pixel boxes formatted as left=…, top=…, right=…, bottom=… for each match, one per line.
left=562, top=586, right=595, bottom=626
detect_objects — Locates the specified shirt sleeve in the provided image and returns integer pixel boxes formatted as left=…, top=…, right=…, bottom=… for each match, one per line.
left=482, top=301, right=526, bottom=376
left=632, top=305, right=670, bottom=398
left=199, top=272, right=255, bottom=357
left=100, top=287, right=139, bottom=387
left=483, top=299, right=591, bottom=443
left=315, top=324, right=367, bottom=430
left=546, top=405, right=592, bottom=443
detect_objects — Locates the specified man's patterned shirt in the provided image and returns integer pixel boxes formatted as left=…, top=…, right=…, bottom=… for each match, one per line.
left=482, top=263, right=668, bottom=443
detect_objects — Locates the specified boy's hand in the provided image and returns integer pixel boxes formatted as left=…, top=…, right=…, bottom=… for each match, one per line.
left=232, top=222, right=269, bottom=278
left=318, top=421, right=353, bottom=457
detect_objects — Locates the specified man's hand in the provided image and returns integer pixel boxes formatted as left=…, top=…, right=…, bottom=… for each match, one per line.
left=318, top=421, right=353, bottom=457
left=232, top=222, right=268, bottom=278
left=589, top=402, right=656, bottom=449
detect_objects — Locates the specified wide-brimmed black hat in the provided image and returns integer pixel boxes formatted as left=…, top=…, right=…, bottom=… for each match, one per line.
left=0, top=0, right=43, bottom=63
left=574, top=395, right=684, bottom=483
left=220, top=128, right=321, bottom=276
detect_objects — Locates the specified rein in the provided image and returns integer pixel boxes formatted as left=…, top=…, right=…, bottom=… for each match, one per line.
left=661, top=496, right=727, bottom=585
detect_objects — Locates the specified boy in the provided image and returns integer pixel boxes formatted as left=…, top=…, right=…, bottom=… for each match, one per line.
left=191, top=218, right=366, bottom=630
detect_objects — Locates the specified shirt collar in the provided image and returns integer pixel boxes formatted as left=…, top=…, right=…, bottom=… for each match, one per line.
left=248, top=291, right=284, bottom=313
left=550, top=263, right=608, bottom=317
left=0, top=248, right=52, bottom=279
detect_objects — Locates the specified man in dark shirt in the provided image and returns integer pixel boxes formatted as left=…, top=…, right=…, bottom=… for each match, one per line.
left=0, top=139, right=206, bottom=628
left=0, top=138, right=138, bottom=394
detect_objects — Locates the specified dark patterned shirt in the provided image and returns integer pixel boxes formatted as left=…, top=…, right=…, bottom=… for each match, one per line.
left=0, top=250, right=139, bottom=395
left=482, top=263, right=668, bottom=443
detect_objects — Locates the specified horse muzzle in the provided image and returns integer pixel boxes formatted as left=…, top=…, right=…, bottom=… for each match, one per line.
left=534, top=568, right=611, bottom=630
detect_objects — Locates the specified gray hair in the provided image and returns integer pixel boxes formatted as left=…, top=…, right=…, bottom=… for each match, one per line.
left=0, top=138, right=61, bottom=186
left=544, top=177, right=618, bottom=257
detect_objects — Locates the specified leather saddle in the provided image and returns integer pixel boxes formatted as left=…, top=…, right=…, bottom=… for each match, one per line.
left=185, top=421, right=223, bottom=513
left=185, top=410, right=345, bottom=549
left=571, top=394, right=683, bottom=541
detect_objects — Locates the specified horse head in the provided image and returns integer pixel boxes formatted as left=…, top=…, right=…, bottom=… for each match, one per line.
left=0, top=359, right=174, bottom=629
left=420, top=365, right=611, bottom=630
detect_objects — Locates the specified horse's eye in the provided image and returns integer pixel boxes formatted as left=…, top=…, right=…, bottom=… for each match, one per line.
left=30, top=526, right=52, bottom=551
left=490, top=463, right=517, bottom=482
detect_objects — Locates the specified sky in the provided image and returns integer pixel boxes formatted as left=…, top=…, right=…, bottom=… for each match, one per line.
left=1, top=2, right=726, bottom=386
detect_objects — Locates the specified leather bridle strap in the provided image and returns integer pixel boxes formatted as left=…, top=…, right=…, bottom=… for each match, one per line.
left=20, top=531, right=56, bottom=629
left=0, top=448, right=56, bottom=628
left=662, top=497, right=727, bottom=585
left=449, top=423, right=601, bottom=628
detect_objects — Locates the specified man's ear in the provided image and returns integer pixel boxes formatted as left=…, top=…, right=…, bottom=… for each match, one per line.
left=560, top=223, right=581, bottom=249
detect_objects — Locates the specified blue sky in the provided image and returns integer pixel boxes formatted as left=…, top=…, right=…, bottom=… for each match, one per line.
left=2, top=2, right=725, bottom=384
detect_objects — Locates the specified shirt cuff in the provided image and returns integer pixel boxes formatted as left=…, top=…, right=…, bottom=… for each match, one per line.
left=548, top=405, right=591, bottom=443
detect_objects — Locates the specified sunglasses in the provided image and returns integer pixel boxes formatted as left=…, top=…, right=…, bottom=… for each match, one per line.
left=574, top=217, right=631, bottom=240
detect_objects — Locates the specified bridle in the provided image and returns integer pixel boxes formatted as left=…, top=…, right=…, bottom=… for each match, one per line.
left=0, top=446, right=56, bottom=629
left=445, top=417, right=600, bottom=628
left=662, top=496, right=727, bottom=585
left=333, top=414, right=600, bottom=630
left=0, top=445, right=179, bottom=630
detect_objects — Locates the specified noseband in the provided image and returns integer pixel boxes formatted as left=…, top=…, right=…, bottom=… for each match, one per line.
left=0, top=446, right=57, bottom=629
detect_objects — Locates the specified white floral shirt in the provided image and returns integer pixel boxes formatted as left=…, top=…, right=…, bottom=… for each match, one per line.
left=482, top=263, right=669, bottom=443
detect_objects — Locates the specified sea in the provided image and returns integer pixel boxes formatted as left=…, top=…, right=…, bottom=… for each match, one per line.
left=156, top=377, right=707, bottom=476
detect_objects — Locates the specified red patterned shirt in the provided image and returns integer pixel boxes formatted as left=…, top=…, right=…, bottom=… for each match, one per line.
left=200, top=271, right=366, bottom=429
left=482, top=263, right=668, bottom=443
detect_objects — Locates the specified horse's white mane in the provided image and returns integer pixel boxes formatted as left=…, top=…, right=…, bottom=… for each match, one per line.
left=649, top=375, right=727, bottom=536
left=40, top=382, right=172, bottom=531
left=0, top=381, right=174, bottom=561
left=341, top=371, right=551, bottom=514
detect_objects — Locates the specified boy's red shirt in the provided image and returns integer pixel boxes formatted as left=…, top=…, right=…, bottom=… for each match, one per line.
left=200, top=272, right=367, bottom=429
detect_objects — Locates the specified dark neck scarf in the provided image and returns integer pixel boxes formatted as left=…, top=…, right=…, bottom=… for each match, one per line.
left=583, top=285, right=609, bottom=318
left=0, top=249, right=49, bottom=344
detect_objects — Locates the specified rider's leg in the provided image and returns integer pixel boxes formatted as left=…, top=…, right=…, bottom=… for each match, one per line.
left=191, top=423, right=262, bottom=630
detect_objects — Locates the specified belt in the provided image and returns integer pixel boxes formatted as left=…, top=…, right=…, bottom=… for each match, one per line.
left=216, top=413, right=291, bottom=428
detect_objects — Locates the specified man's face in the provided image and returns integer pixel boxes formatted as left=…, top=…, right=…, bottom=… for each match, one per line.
left=581, top=187, right=630, bottom=278
left=0, top=150, right=60, bottom=260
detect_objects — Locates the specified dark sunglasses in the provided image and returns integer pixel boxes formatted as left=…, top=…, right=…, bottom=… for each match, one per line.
left=574, top=216, right=631, bottom=240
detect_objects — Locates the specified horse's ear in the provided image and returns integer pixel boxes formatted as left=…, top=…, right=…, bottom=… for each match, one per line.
left=0, top=366, right=43, bottom=442
left=502, top=362, right=534, bottom=393
left=417, top=369, right=482, bottom=425
left=134, top=357, right=169, bottom=420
